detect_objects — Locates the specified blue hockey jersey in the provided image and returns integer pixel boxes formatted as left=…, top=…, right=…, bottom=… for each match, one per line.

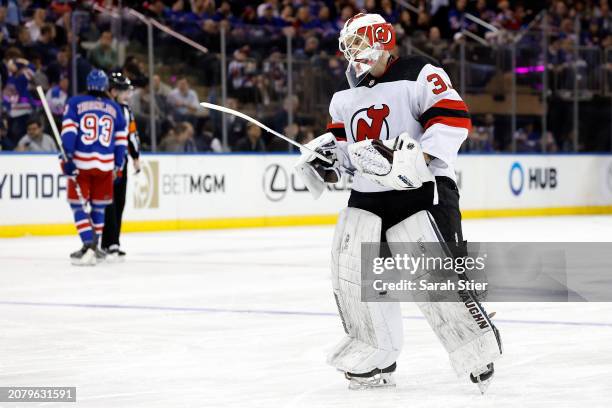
left=60, top=94, right=128, bottom=172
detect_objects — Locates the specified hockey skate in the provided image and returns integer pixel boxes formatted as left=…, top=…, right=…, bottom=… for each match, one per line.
left=70, top=244, right=96, bottom=266
left=104, top=245, right=126, bottom=263
left=345, top=363, right=397, bottom=390
left=470, top=363, right=494, bottom=394
left=93, top=245, right=107, bottom=263
left=70, top=243, right=106, bottom=266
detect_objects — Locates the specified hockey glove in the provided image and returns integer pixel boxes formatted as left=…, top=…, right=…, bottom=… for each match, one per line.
left=113, top=166, right=124, bottom=181
left=60, top=155, right=78, bottom=176
left=348, top=132, right=435, bottom=190
left=294, top=132, right=341, bottom=199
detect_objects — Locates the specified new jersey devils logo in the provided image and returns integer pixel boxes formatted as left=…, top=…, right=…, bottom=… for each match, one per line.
left=374, top=25, right=393, bottom=45
left=350, top=104, right=390, bottom=142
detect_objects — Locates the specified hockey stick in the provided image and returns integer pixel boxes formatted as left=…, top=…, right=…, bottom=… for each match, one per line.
left=35, top=86, right=95, bottom=236
left=200, top=102, right=333, bottom=164
left=36, top=86, right=68, bottom=160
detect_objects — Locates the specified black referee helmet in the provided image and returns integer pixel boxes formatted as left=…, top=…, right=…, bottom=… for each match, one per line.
left=109, top=72, right=133, bottom=91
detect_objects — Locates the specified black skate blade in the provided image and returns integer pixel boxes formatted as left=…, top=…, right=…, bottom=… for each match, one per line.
left=476, top=378, right=492, bottom=394
left=470, top=362, right=494, bottom=395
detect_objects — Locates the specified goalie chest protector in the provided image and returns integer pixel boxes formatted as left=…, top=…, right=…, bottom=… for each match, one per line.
left=327, top=56, right=471, bottom=193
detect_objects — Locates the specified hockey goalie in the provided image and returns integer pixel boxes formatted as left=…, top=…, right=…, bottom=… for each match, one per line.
left=294, top=13, right=502, bottom=392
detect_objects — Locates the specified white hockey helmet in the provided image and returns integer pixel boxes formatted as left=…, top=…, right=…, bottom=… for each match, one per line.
left=339, top=13, right=396, bottom=87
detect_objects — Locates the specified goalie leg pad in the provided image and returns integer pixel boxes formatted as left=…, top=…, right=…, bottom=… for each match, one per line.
left=328, top=208, right=403, bottom=374
left=386, top=210, right=502, bottom=376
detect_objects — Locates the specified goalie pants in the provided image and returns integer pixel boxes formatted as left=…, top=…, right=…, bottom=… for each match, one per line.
left=347, top=177, right=465, bottom=256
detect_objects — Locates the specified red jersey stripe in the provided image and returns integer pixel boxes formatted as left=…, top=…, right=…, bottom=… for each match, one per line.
left=430, top=99, right=469, bottom=111
left=74, top=155, right=114, bottom=163
left=424, top=116, right=472, bottom=131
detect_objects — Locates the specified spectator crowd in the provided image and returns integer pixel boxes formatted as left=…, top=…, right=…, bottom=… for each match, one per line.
left=1, top=1, right=612, bottom=153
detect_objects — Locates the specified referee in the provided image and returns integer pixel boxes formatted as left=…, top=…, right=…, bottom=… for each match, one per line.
left=102, top=72, right=141, bottom=259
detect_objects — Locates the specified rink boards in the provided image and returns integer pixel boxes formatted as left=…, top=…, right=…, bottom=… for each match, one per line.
left=1, top=153, right=612, bottom=236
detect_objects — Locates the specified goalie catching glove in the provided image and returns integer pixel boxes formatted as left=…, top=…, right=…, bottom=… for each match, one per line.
left=348, top=132, right=435, bottom=191
left=294, top=132, right=343, bottom=199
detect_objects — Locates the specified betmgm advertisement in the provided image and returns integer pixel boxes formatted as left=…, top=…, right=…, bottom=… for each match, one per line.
left=1, top=154, right=612, bottom=236
left=128, top=158, right=227, bottom=217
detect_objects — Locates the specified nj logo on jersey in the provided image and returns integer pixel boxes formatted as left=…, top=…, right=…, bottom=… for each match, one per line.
left=350, top=104, right=390, bottom=142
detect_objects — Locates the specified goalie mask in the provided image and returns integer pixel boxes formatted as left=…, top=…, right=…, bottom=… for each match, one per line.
left=339, top=13, right=396, bottom=88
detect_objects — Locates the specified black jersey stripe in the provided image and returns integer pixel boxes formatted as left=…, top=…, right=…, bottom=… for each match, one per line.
left=327, top=123, right=347, bottom=141
left=418, top=107, right=471, bottom=128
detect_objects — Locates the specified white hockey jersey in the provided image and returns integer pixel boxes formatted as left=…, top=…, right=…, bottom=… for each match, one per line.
left=327, top=56, right=471, bottom=193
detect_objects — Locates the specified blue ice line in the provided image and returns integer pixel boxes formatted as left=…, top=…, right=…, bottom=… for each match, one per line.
left=0, top=300, right=611, bottom=328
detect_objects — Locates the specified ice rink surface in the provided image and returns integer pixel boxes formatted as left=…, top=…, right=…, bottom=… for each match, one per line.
left=1, top=216, right=612, bottom=408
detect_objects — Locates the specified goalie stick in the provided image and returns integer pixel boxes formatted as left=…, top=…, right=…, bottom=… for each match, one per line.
left=200, top=102, right=333, bottom=165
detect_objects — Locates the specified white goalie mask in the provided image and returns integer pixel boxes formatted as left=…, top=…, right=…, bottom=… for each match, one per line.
left=339, top=13, right=396, bottom=88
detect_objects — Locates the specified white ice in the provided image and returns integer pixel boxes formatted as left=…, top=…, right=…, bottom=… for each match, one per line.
left=1, top=216, right=611, bottom=408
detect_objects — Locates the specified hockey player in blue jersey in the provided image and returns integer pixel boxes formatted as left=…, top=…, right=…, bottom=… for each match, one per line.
left=60, top=69, right=129, bottom=265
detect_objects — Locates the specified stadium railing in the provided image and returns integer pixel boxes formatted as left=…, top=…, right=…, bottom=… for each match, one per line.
left=64, top=6, right=611, bottom=154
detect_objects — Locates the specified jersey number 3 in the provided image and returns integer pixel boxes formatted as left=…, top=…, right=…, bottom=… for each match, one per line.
left=427, top=73, right=451, bottom=95
left=80, top=114, right=114, bottom=147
